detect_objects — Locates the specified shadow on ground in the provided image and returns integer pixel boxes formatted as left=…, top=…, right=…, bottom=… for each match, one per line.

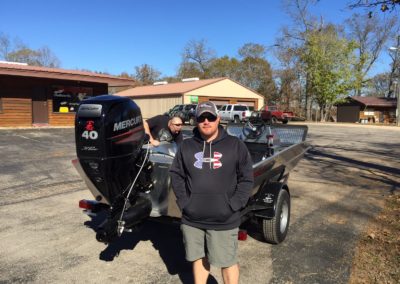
left=84, top=215, right=218, bottom=284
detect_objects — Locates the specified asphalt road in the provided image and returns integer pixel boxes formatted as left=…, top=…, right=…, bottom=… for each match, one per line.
left=0, top=123, right=399, bottom=283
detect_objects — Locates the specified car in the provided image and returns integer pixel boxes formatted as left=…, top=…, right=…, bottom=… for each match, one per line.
left=259, top=105, right=295, bottom=124
left=166, top=104, right=197, bottom=125
left=218, top=104, right=252, bottom=123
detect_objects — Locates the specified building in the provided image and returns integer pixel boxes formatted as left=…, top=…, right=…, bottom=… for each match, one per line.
left=0, top=62, right=135, bottom=127
left=336, top=96, right=397, bottom=124
left=115, top=77, right=264, bottom=119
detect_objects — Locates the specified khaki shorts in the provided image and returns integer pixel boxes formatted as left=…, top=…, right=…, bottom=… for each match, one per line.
left=181, top=224, right=239, bottom=268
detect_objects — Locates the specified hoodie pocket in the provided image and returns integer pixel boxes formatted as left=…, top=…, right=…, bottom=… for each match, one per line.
left=183, top=193, right=233, bottom=223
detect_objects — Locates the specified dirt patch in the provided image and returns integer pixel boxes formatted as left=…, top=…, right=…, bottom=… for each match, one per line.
left=349, top=193, right=400, bottom=284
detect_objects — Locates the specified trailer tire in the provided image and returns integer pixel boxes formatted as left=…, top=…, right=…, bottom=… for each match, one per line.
left=282, top=119, right=288, bottom=124
left=262, top=189, right=290, bottom=244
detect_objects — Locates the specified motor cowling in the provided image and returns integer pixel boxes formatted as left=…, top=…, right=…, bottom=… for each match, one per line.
left=75, top=95, right=146, bottom=205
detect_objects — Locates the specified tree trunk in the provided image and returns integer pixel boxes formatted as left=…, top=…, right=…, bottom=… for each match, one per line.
left=320, top=107, right=325, bottom=122
left=305, top=74, right=313, bottom=121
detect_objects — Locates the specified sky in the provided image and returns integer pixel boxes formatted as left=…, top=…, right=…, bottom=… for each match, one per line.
left=0, top=0, right=396, bottom=77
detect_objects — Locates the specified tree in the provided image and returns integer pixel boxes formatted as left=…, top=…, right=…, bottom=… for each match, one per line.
left=364, top=72, right=390, bottom=96
left=279, top=0, right=323, bottom=120
left=0, top=32, right=11, bottom=60
left=238, top=43, right=266, bottom=59
left=234, top=43, right=277, bottom=102
left=178, top=39, right=216, bottom=79
left=0, top=32, right=60, bottom=67
left=273, top=41, right=304, bottom=114
left=133, top=64, right=161, bottom=85
left=35, top=46, right=61, bottom=68
left=302, top=25, right=358, bottom=121
left=208, top=56, right=240, bottom=78
left=345, top=13, right=397, bottom=95
left=177, top=61, right=205, bottom=79
left=349, top=0, right=400, bottom=13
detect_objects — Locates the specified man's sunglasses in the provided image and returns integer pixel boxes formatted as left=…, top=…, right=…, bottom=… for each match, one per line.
left=197, top=114, right=217, bottom=123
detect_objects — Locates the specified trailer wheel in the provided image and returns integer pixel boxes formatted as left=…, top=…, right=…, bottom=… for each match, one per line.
left=262, top=189, right=290, bottom=244
left=282, top=119, right=288, bottom=124
left=189, top=116, right=196, bottom=126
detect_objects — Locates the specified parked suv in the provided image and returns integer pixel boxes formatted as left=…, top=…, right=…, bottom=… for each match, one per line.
left=218, top=104, right=252, bottom=123
left=166, top=104, right=197, bottom=125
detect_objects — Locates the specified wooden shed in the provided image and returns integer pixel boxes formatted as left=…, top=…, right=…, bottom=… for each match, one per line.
left=115, top=77, right=264, bottom=119
left=0, top=62, right=135, bottom=127
left=336, top=96, right=397, bottom=124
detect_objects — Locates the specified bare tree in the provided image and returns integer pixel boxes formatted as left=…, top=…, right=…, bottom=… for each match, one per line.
left=133, top=64, right=161, bottom=85
left=179, top=39, right=216, bottom=78
left=278, top=0, right=322, bottom=120
left=364, top=72, right=391, bottom=96
left=349, top=0, right=400, bottom=13
left=0, top=32, right=11, bottom=59
left=36, top=46, right=61, bottom=67
left=0, top=32, right=60, bottom=67
left=345, top=13, right=397, bottom=95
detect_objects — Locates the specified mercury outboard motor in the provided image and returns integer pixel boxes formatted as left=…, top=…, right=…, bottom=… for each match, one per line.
left=75, top=95, right=153, bottom=243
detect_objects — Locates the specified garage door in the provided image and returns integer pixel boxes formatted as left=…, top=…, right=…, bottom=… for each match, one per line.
left=237, top=101, right=255, bottom=111
left=209, top=99, right=230, bottom=109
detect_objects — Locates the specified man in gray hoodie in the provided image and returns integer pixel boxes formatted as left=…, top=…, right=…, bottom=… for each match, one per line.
left=169, top=101, right=254, bottom=284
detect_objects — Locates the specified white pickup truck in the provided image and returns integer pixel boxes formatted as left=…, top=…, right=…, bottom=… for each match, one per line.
left=218, top=104, right=252, bottom=123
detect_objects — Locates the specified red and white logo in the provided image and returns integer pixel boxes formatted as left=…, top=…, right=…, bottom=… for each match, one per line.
left=194, top=151, right=223, bottom=169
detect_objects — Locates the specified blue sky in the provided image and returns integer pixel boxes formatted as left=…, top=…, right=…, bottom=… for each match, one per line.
left=0, top=0, right=395, bottom=77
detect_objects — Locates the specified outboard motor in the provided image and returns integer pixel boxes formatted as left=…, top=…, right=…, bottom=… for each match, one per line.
left=75, top=95, right=153, bottom=243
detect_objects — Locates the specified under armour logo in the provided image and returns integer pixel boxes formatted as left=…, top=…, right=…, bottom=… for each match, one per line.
left=194, top=151, right=223, bottom=169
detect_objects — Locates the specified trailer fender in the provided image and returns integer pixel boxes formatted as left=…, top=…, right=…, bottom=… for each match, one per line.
left=254, top=182, right=289, bottom=219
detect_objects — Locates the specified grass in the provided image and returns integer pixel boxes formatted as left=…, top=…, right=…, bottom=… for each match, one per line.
left=349, top=193, right=400, bottom=284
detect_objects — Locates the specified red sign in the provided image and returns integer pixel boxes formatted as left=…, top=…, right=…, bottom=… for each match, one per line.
left=85, top=120, right=95, bottom=131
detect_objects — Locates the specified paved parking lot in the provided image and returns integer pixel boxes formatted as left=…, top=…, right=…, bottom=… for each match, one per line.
left=0, top=123, right=399, bottom=283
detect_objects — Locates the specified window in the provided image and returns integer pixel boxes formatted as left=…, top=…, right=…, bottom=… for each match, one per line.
left=233, top=105, right=248, bottom=111
left=171, top=105, right=180, bottom=111
left=185, top=104, right=196, bottom=111
left=221, top=105, right=226, bottom=111
left=227, top=105, right=232, bottom=111
left=52, top=86, right=93, bottom=113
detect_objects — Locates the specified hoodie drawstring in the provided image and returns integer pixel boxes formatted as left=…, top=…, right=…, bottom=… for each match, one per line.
left=201, top=140, right=213, bottom=169
left=202, top=140, right=206, bottom=166
left=209, top=142, right=212, bottom=169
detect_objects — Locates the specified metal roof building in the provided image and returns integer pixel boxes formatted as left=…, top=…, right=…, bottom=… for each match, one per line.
left=116, top=77, right=264, bottom=119
left=0, top=62, right=135, bottom=127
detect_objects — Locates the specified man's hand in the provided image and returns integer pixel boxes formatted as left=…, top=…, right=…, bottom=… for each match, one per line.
left=150, top=139, right=160, bottom=147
